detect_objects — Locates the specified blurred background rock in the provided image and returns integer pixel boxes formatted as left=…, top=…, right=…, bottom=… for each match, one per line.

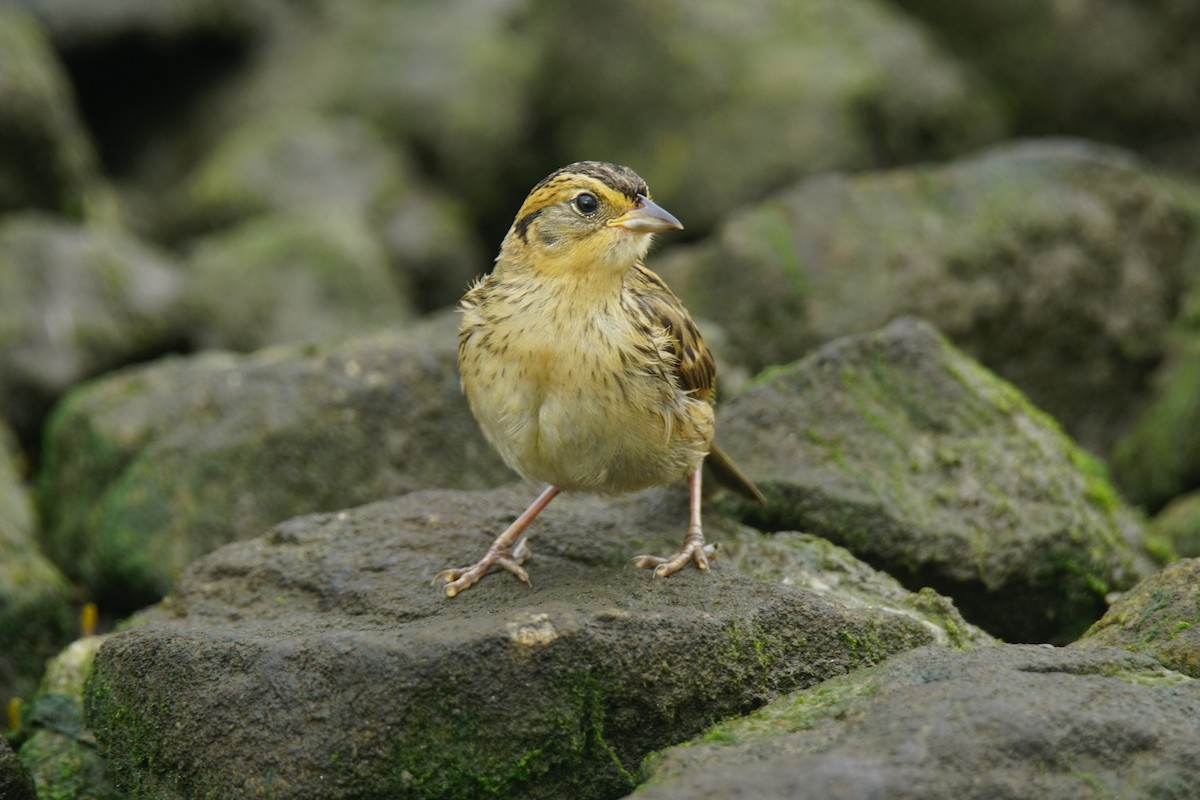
left=3, top=0, right=1200, bottom=751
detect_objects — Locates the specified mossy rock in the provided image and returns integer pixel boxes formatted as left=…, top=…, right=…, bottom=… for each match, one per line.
left=84, top=484, right=956, bottom=800
left=1111, top=330, right=1200, bottom=512
left=16, top=636, right=120, bottom=800
left=37, top=312, right=512, bottom=612
left=0, top=422, right=72, bottom=713
left=636, top=644, right=1199, bottom=799
left=716, top=317, right=1150, bottom=644
left=656, top=139, right=1195, bottom=455
left=533, top=0, right=1004, bottom=231
left=183, top=213, right=415, bottom=351
left=0, top=8, right=106, bottom=219
left=892, top=0, right=1200, bottom=149
left=1075, top=558, right=1200, bottom=679
left=0, top=215, right=188, bottom=443
left=1147, top=492, right=1200, bottom=560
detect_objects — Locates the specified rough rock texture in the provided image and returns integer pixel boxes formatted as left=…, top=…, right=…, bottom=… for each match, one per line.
left=636, top=645, right=1199, bottom=800
left=38, top=312, right=511, bottom=611
left=534, top=0, right=1004, bottom=231
left=1075, top=558, right=1200, bottom=679
left=655, top=140, right=1195, bottom=455
left=16, top=635, right=120, bottom=800
left=85, top=485, right=959, bottom=800
left=716, top=317, right=1149, bottom=644
left=0, top=733, right=36, bottom=800
left=0, top=422, right=71, bottom=710
left=0, top=215, right=188, bottom=443
left=0, top=7, right=105, bottom=219
left=184, top=213, right=414, bottom=351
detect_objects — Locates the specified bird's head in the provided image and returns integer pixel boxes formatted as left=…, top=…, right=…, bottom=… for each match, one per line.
left=499, top=161, right=683, bottom=278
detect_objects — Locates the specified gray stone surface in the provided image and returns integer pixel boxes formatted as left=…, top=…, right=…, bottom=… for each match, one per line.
left=636, top=645, right=1200, bottom=800
left=86, top=485, right=958, bottom=800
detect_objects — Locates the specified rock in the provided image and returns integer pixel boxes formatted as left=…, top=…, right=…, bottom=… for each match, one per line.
left=16, top=635, right=119, bottom=800
left=177, top=113, right=409, bottom=233
left=196, top=0, right=542, bottom=235
left=1075, top=559, right=1200, bottom=679
left=37, top=312, right=511, bottom=611
left=1111, top=329, right=1200, bottom=511
left=655, top=140, right=1194, bottom=455
left=891, top=0, right=1200, bottom=155
left=175, top=112, right=482, bottom=312
left=0, top=421, right=71, bottom=711
left=0, top=215, right=188, bottom=444
left=13, top=0, right=270, bottom=47
left=85, top=484, right=957, bottom=800
left=183, top=213, right=415, bottom=351
left=636, top=644, right=1199, bottom=800
left=715, top=317, right=1149, bottom=644
left=533, top=0, right=1005, bottom=231
left=717, top=531, right=991, bottom=649
left=0, top=7, right=106, bottom=219
left=15, top=0, right=274, bottom=207
left=1147, top=492, right=1200, bottom=560
left=0, top=734, right=36, bottom=800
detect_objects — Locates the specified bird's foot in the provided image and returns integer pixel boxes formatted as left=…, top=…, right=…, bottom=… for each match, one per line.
left=436, top=537, right=532, bottom=598
left=630, top=528, right=715, bottom=577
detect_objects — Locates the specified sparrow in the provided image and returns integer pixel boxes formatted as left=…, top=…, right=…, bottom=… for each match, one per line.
left=439, top=161, right=763, bottom=597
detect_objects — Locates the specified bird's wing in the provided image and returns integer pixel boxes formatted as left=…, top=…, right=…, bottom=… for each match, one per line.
left=625, top=264, right=716, bottom=402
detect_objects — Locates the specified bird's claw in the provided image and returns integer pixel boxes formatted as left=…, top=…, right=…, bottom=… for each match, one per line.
left=436, top=537, right=533, bottom=597
left=631, top=539, right=716, bottom=577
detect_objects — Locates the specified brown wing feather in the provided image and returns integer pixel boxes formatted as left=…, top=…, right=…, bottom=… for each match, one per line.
left=625, top=264, right=716, bottom=402
left=625, top=264, right=766, bottom=504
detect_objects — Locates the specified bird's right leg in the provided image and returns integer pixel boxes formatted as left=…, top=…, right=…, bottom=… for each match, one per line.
left=436, top=485, right=561, bottom=598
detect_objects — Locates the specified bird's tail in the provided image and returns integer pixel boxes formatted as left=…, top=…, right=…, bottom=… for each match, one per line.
left=706, top=443, right=767, bottom=505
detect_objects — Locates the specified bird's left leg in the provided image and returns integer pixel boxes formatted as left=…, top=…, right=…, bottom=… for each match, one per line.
left=436, top=485, right=560, bottom=597
left=631, top=466, right=714, bottom=576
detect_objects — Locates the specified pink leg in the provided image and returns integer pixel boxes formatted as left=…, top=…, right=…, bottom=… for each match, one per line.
left=631, top=466, right=713, bottom=576
left=436, top=485, right=561, bottom=597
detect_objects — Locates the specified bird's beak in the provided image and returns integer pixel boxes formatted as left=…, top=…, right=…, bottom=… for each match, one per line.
left=607, top=195, right=684, bottom=233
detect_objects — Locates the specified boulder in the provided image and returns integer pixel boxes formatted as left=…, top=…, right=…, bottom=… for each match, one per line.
left=0, top=215, right=187, bottom=444
left=1111, top=328, right=1200, bottom=511
left=0, top=7, right=105, bottom=219
left=0, top=734, right=35, bottom=800
left=0, top=422, right=71, bottom=710
left=175, top=112, right=483, bottom=312
left=85, top=484, right=970, bottom=800
left=1075, top=558, right=1200, bottom=679
left=183, top=213, right=415, bottom=352
left=654, top=140, right=1195, bottom=455
left=636, top=644, right=1199, bottom=799
left=716, top=317, right=1149, bottom=643
left=1146, top=492, right=1200, bottom=560
left=892, top=0, right=1200, bottom=154
left=533, top=0, right=1004, bottom=231
left=16, top=635, right=119, bottom=800
left=37, top=312, right=510, bottom=610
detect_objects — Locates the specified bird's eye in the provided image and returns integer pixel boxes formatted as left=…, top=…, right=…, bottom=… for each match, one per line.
left=574, top=193, right=599, bottom=215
